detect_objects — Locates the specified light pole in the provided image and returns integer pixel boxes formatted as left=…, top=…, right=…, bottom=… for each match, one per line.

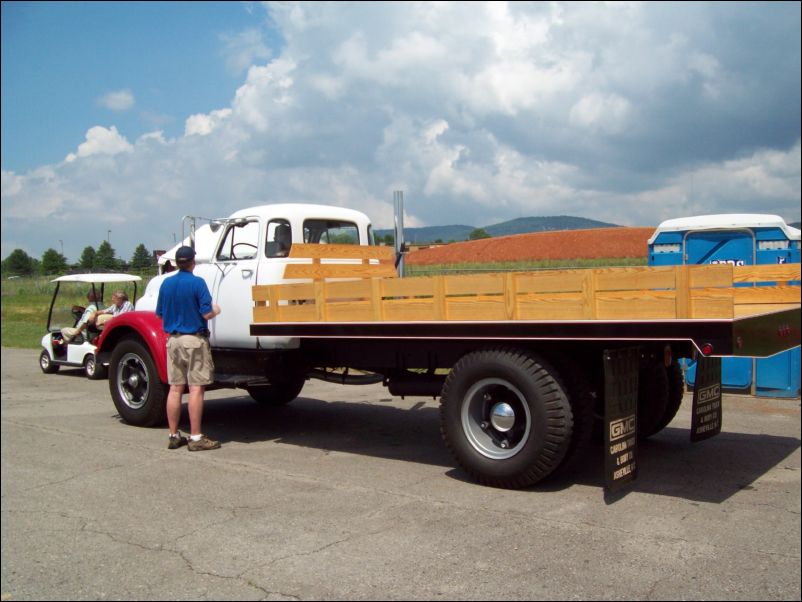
left=107, top=230, right=111, bottom=244
left=58, top=240, right=63, bottom=255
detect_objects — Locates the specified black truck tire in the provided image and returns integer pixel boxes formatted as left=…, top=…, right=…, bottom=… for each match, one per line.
left=550, top=355, right=595, bottom=476
left=440, top=347, right=574, bottom=489
left=637, top=356, right=671, bottom=438
left=247, top=375, right=306, bottom=406
left=649, top=361, right=685, bottom=435
left=109, top=338, right=168, bottom=427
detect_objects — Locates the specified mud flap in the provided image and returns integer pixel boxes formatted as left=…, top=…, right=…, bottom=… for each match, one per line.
left=603, top=347, right=640, bottom=492
left=691, top=355, right=722, bottom=442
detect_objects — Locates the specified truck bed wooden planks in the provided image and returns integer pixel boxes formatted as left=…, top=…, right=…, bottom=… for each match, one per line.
left=252, top=259, right=801, bottom=324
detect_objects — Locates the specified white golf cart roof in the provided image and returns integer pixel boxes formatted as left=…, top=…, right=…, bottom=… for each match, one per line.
left=50, top=274, right=142, bottom=284
left=648, top=214, right=801, bottom=244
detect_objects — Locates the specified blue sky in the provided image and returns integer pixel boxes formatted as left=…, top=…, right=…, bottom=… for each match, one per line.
left=2, top=1, right=800, bottom=263
left=2, top=1, right=279, bottom=170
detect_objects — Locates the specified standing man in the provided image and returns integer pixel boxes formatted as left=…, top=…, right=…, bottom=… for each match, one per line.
left=156, top=246, right=222, bottom=451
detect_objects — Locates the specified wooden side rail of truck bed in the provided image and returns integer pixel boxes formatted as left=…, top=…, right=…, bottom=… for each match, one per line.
left=253, top=259, right=800, bottom=324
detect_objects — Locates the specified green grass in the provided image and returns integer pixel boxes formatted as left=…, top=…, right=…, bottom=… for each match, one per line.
left=2, top=276, right=57, bottom=348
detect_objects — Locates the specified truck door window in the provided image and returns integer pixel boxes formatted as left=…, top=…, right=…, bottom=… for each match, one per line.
left=265, top=219, right=292, bottom=258
left=303, top=220, right=359, bottom=245
left=216, top=219, right=259, bottom=261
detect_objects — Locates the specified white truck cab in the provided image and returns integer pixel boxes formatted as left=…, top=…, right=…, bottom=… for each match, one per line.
left=137, top=204, right=376, bottom=349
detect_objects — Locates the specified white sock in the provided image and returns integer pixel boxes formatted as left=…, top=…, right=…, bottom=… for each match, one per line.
left=190, top=434, right=203, bottom=442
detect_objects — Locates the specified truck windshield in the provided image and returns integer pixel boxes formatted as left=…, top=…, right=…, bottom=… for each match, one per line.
left=216, top=219, right=260, bottom=261
left=303, top=220, right=359, bottom=245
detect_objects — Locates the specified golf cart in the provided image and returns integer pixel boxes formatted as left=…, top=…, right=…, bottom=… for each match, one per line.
left=39, top=273, right=141, bottom=379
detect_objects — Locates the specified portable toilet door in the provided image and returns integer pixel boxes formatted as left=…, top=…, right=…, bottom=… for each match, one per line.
left=752, top=219, right=801, bottom=397
left=648, top=214, right=801, bottom=397
left=684, top=226, right=755, bottom=392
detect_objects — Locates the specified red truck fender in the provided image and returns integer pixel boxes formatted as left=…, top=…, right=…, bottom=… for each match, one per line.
left=95, top=311, right=169, bottom=382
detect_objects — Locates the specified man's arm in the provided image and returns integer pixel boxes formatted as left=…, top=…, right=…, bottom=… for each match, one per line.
left=203, top=304, right=221, bottom=320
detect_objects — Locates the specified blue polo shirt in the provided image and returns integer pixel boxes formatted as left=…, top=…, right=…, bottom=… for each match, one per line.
left=155, top=270, right=213, bottom=334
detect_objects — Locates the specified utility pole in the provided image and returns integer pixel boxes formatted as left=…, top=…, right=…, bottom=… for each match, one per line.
left=394, top=191, right=406, bottom=278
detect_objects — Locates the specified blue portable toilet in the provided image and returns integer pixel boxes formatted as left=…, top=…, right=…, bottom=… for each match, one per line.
left=648, top=214, right=801, bottom=397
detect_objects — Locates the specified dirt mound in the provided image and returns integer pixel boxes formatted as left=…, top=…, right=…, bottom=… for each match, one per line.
left=407, top=227, right=655, bottom=265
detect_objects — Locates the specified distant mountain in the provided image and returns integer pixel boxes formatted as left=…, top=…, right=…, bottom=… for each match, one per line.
left=485, top=216, right=619, bottom=237
left=790, top=221, right=801, bottom=230
left=376, top=215, right=619, bottom=244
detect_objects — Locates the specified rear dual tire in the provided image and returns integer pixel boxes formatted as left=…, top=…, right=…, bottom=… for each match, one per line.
left=638, top=359, right=685, bottom=438
left=247, top=375, right=306, bottom=406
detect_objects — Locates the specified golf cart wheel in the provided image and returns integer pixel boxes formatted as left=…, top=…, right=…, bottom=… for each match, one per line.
left=39, top=350, right=60, bottom=374
left=85, top=354, right=107, bottom=380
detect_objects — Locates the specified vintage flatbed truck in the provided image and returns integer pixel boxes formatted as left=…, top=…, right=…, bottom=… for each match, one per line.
left=96, top=204, right=800, bottom=490
left=249, top=243, right=800, bottom=490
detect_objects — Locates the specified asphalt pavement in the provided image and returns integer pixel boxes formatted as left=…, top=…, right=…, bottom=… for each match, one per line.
left=1, top=347, right=800, bottom=600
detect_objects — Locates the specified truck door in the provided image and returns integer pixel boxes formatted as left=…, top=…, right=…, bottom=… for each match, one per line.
left=209, top=218, right=261, bottom=348
left=254, top=218, right=300, bottom=349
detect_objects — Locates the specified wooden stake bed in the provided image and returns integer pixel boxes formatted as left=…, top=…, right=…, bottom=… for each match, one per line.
left=251, top=244, right=800, bottom=356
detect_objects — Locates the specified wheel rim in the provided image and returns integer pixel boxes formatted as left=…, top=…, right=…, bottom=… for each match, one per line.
left=40, top=353, right=50, bottom=370
left=85, top=356, right=96, bottom=376
left=115, top=352, right=150, bottom=409
left=461, top=378, right=531, bottom=460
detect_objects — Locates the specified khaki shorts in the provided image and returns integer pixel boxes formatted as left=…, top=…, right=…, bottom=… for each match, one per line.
left=166, top=334, right=214, bottom=386
left=96, top=314, right=113, bottom=327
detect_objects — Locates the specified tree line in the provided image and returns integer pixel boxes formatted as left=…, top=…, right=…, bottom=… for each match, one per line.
left=1, top=241, right=155, bottom=277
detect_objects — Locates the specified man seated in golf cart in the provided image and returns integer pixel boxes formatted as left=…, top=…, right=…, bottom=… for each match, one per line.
left=61, top=290, right=100, bottom=344
left=90, top=290, right=134, bottom=328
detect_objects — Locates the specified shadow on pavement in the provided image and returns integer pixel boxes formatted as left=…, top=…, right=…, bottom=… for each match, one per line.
left=133, top=392, right=802, bottom=504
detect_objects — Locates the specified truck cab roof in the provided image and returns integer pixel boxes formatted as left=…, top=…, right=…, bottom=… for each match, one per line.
left=158, top=203, right=374, bottom=266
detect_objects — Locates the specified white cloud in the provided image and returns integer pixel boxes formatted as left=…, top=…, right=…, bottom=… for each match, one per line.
left=2, top=2, right=799, bottom=262
left=184, top=109, right=233, bottom=136
left=671, top=141, right=802, bottom=212
left=1, top=170, right=23, bottom=197
left=220, top=28, right=272, bottom=75
left=231, top=59, right=296, bottom=132
left=64, top=126, right=133, bottom=162
left=96, top=89, right=135, bottom=111
left=137, top=130, right=167, bottom=144
left=569, top=93, right=632, bottom=133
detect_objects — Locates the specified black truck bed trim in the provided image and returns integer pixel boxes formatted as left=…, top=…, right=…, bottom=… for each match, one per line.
left=251, top=308, right=800, bottom=358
